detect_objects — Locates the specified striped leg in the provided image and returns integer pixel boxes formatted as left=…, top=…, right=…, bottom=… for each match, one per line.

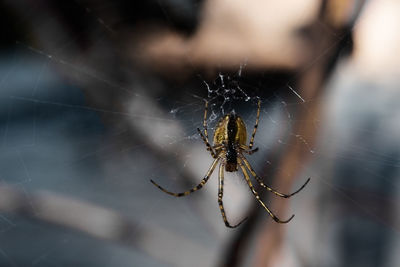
left=248, top=99, right=261, bottom=149
left=197, top=100, right=217, bottom=158
left=150, top=158, right=219, bottom=197
left=218, top=162, right=247, bottom=228
left=239, top=145, right=259, bottom=155
left=202, top=100, right=211, bottom=142
left=197, top=128, right=217, bottom=158
left=238, top=158, right=294, bottom=224
left=213, top=144, right=224, bottom=150
left=239, top=155, right=310, bottom=198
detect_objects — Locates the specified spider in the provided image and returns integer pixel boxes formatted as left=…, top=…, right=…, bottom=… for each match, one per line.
left=150, top=100, right=310, bottom=228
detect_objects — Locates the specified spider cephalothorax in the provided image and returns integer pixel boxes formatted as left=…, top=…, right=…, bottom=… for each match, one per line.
left=151, top=100, right=310, bottom=228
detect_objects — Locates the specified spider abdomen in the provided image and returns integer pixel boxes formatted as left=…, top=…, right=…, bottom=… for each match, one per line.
left=213, top=112, right=247, bottom=172
left=213, top=113, right=247, bottom=146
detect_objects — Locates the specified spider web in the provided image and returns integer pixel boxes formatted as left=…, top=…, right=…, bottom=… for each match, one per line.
left=0, top=1, right=400, bottom=267
left=0, top=45, right=313, bottom=267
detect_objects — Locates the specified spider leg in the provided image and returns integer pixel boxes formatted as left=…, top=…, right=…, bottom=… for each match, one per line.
left=248, top=99, right=261, bottom=149
left=150, top=157, right=219, bottom=197
left=213, top=144, right=224, bottom=150
left=239, top=155, right=310, bottom=198
left=244, top=148, right=258, bottom=155
left=239, top=145, right=259, bottom=155
left=202, top=100, right=211, bottom=142
left=197, top=100, right=218, bottom=158
left=197, top=128, right=217, bottom=158
left=218, top=162, right=247, bottom=228
left=238, top=158, right=294, bottom=224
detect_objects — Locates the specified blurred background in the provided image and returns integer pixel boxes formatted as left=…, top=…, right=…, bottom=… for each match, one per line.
left=0, top=0, right=399, bottom=266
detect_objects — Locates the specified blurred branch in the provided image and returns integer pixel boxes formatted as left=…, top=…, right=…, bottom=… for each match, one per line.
left=129, top=0, right=318, bottom=75
left=252, top=1, right=367, bottom=267
left=0, top=185, right=138, bottom=243
left=0, top=184, right=213, bottom=267
left=216, top=1, right=367, bottom=266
